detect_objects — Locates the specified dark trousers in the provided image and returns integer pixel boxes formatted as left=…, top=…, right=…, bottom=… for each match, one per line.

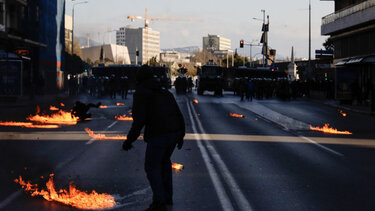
left=145, top=133, right=178, bottom=204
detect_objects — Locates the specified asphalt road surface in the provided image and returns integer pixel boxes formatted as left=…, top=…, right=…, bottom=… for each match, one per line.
left=1, top=91, right=375, bottom=211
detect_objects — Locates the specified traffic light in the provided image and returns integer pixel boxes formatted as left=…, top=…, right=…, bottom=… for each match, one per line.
left=136, top=50, right=139, bottom=56
left=240, top=40, right=244, bottom=48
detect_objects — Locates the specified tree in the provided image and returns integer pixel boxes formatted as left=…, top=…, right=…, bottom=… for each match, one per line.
left=323, top=38, right=334, bottom=51
left=191, top=49, right=218, bottom=65
left=65, top=36, right=82, bottom=57
left=148, top=56, right=160, bottom=66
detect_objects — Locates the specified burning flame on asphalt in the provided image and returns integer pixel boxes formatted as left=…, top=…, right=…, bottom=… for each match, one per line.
left=193, top=99, right=199, bottom=104
left=27, top=110, right=79, bottom=125
left=339, top=110, right=347, bottom=117
left=172, top=163, right=184, bottom=172
left=50, top=106, right=59, bottom=111
left=116, top=103, right=124, bottom=106
left=115, top=115, right=133, bottom=121
left=85, top=128, right=127, bottom=140
left=14, top=174, right=116, bottom=210
left=0, top=121, right=59, bottom=128
left=99, top=105, right=108, bottom=109
left=229, top=113, right=245, bottom=118
left=310, top=124, right=352, bottom=135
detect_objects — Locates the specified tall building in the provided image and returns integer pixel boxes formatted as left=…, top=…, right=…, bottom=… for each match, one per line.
left=203, top=34, right=231, bottom=52
left=65, top=15, right=73, bottom=53
left=321, top=0, right=375, bottom=108
left=116, top=27, right=126, bottom=46
left=124, top=26, right=160, bottom=65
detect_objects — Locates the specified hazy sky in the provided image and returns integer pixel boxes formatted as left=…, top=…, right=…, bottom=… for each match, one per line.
left=66, top=0, right=334, bottom=59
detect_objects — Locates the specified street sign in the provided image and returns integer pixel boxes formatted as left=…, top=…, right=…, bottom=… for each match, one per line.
left=315, top=49, right=333, bottom=55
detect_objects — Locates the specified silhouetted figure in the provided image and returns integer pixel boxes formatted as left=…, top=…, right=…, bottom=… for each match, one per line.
left=120, top=76, right=129, bottom=99
left=71, top=101, right=101, bottom=121
left=247, top=80, right=255, bottom=101
left=122, top=66, right=185, bottom=211
left=239, top=77, right=247, bottom=101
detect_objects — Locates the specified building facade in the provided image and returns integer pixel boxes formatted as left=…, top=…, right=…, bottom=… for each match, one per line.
left=160, top=51, right=191, bottom=64
left=124, top=26, right=160, bottom=65
left=81, top=44, right=131, bottom=65
left=0, top=0, right=65, bottom=97
left=65, top=15, right=72, bottom=53
left=116, top=26, right=126, bottom=46
left=203, top=34, right=231, bottom=52
left=321, top=0, right=375, bottom=109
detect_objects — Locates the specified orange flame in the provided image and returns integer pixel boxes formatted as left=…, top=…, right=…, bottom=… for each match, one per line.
left=50, top=106, right=59, bottom=111
left=339, top=110, right=347, bottom=117
left=172, top=163, right=184, bottom=172
left=14, top=174, right=116, bottom=210
left=60, top=103, right=65, bottom=107
left=85, top=128, right=127, bottom=140
left=0, top=121, right=59, bottom=128
left=310, top=124, right=352, bottom=135
left=36, top=106, right=40, bottom=114
left=27, top=110, right=79, bottom=125
left=99, top=105, right=107, bottom=109
left=193, top=99, right=199, bottom=104
left=229, top=113, right=245, bottom=118
left=115, top=115, right=133, bottom=121
left=116, top=103, right=124, bottom=106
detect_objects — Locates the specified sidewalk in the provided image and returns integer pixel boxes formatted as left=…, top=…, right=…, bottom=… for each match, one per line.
left=308, top=91, right=374, bottom=115
left=0, top=93, right=75, bottom=108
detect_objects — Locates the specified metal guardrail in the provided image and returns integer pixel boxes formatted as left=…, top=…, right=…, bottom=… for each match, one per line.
left=322, top=0, right=375, bottom=25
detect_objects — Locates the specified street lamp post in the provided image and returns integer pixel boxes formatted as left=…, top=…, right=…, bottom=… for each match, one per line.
left=72, top=0, right=88, bottom=55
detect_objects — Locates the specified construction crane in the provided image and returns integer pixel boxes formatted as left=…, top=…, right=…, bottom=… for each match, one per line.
left=127, top=8, right=196, bottom=28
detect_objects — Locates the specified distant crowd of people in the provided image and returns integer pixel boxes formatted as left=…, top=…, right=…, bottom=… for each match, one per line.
left=232, top=77, right=335, bottom=101
left=68, top=75, right=129, bottom=99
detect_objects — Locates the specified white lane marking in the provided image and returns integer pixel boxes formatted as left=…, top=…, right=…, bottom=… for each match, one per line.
left=187, top=102, right=234, bottom=211
left=299, top=135, right=344, bottom=157
left=107, top=121, right=119, bottom=129
left=0, top=190, right=22, bottom=210
left=114, top=187, right=151, bottom=201
left=190, top=102, right=253, bottom=211
left=85, top=120, right=118, bottom=145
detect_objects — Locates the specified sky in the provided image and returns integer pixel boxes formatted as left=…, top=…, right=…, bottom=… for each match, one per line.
left=66, top=0, right=334, bottom=60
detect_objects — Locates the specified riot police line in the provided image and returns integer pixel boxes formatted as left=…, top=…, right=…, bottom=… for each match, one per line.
left=66, top=64, right=171, bottom=99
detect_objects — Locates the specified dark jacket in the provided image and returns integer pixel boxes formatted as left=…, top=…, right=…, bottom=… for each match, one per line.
left=127, top=79, right=185, bottom=143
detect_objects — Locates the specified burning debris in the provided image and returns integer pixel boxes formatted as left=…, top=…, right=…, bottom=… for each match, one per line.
left=339, top=110, right=347, bottom=117
left=193, top=99, right=199, bottom=104
left=115, top=114, right=133, bottom=121
left=172, top=163, right=184, bottom=172
left=14, top=174, right=116, bottom=210
left=0, top=121, right=59, bottom=128
left=71, top=101, right=101, bottom=121
left=85, top=128, right=127, bottom=140
left=310, top=124, right=352, bottom=135
left=49, top=106, right=59, bottom=111
left=99, top=105, right=108, bottom=109
left=28, top=110, right=79, bottom=125
left=229, top=113, right=245, bottom=118
left=116, top=103, right=125, bottom=106
left=60, top=103, right=65, bottom=107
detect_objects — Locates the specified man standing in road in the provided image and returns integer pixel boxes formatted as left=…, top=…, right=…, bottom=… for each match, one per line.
left=122, top=66, right=185, bottom=211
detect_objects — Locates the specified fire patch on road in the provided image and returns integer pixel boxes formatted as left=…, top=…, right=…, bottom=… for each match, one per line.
left=14, top=174, right=116, bottom=210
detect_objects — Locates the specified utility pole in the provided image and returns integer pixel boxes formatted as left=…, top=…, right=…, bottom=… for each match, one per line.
left=261, top=9, right=265, bottom=67
left=308, top=0, right=312, bottom=78
left=72, top=1, right=88, bottom=55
